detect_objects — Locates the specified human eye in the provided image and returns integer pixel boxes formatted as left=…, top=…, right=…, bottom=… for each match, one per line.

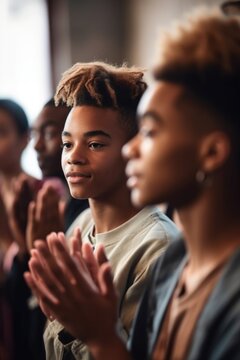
left=61, top=141, right=72, bottom=150
left=88, top=142, right=106, bottom=151
left=139, top=126, right=156, bottom=138
left=43, top=126, right=58, bottom=141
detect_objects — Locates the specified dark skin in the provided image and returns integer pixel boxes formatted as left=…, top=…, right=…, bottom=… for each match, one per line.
left=61, top=106, right=139, bottom=233
left=32, top=105, right=70, bottom=179
left=0, top=190, right=13, bottom=255
left=25, top=81, right=240, bottom=360
left=8, top=104, right=70, bottom=256
left=8, top=175, right=64, bottom=256
left=0, top=108, right=33, bottom=259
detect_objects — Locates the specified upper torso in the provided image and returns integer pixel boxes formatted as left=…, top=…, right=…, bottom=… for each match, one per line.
left=44, top=206, right=180, bottom=359
left=129, top=239, right=240, bottom=360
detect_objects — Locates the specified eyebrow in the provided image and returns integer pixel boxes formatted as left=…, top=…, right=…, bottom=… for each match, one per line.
left=139, top=111, right=163, bottom=124
left=31, top=120, right=58, bottom=131
left=62, top=130, right=111, bottom=139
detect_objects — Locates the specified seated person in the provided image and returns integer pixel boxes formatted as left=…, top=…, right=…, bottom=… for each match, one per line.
left=26, top=61, right=180, bottom=360
left=26, top=8, right=240, bottom=360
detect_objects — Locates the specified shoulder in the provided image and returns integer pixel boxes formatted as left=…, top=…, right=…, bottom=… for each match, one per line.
left=130, top=206, right=181, bottom=253
left=135, top=206, right=180, bottom=236
left=66, top=208, right=93, bottom=239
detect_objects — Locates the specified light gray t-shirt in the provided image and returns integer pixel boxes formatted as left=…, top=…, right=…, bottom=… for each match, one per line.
left=44, top=206, right=180, bottom=359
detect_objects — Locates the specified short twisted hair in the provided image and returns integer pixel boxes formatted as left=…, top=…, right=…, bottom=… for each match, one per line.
left=153, top=8, right=240, bottom=136
left=55, top=62, right=147, bottom=137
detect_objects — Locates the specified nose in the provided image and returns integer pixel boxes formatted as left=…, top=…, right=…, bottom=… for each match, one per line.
left=65, top=144, right=87, bottom=165
left=33, top=132, right=45, bottom=152
left=122, top=134, right=140, bottom=160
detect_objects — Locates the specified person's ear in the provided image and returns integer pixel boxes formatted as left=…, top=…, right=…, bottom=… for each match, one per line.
left=199, top=131, right=231, bottom=173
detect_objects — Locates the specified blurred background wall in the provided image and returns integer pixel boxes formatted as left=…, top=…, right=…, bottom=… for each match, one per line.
left=0, top=0, right=225, bottom=176
left=49, top=0, right=224, bottom=87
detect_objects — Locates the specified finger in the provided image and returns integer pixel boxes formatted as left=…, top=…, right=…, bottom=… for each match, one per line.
left=47, top=236, right=83, bottom=285
left=12, top=178, right=33, bottom=234
left=24, top=271, right=60, bottom=320
left=48, top=237, right=98, bottom=293
left=98, top=263, right=117, bottom=303
left=32, top=240, right=69, bottom=290
left=24, top=272, right=53, bottom=319
left=29, top=249, right=46, bottom=279
left=57, top=232, right=68, bottom=248
left=82, top=242, right=99, bottom=284
left=59, top=200, right=66, bottom=217
left=69, top=228, right=82, bottom=255
left=31, top=247, right=50, bottom=270
left=47, top=232, right=58, bottom=254
left=29, top=251, right=66, bottom=297
left=95, top=243, right=108, bottom=266
left=35, top=239, right=90, bottom=295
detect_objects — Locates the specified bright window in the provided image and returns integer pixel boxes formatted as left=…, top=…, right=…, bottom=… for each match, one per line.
left=0, top=0, right=52, bottom=177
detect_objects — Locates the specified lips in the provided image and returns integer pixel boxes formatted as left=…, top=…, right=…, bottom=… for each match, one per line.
left=65, top=171, right=91, bottom=184
left=125, top=162, right=141, bottom=189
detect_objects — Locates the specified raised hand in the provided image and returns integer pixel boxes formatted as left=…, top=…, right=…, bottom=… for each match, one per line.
left=26, top=183, right=64, bottom=251
left=69, top=227, right=108, bottom=285
left=12, top=175, right=35, bottom=234
left=8, top=175, right=35, bottom=254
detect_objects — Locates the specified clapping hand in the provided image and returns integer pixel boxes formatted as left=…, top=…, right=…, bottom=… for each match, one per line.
left=24, top=231, right=117, bottom=345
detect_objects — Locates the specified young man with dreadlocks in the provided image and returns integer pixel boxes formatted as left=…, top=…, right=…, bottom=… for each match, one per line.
left=28, top=62, right=179, bottom=359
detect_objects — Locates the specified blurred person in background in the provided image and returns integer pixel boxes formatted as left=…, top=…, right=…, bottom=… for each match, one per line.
left=0, top=99, right=35, bottom=269
left=1, top=99, right=89, bottom=360
left=0, top=99, right=37, bottom=360
left=31, top=98, right=89, bottom=232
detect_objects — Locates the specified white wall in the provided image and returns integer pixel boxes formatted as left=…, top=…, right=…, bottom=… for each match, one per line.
left=126, top=0, right=224, bottom=73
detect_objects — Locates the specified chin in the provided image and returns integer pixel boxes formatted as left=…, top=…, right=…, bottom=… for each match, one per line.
left=131, top=188, right=161, bottom=208
left=69, top=189, right=87, bottom=200
left=131, top=189, right=147, bottom=208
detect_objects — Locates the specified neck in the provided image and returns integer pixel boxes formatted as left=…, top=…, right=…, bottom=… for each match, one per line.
left=88, top=189, right=141, bottom=234
left=0, top=168, right=26, bottom=210
left=0, top=166, right=23, bottom=188
left=177, top=188, right=240, bottom=272
left=0, top=164, right=22, bottom=178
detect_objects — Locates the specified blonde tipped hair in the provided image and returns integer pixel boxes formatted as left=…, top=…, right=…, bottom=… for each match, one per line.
left=54, top=62, right=146, bottom=136
left=154, top=8, right=240, bottom=77
left=55, top=61, right=146, bottom=108
left=153, top=8, right=240, bottom=133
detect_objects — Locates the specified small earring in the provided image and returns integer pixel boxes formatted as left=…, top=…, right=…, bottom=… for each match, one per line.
left=196, top=170, right=206, bottom=184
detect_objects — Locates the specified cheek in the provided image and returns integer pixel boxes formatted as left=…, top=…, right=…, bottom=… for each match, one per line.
left=140, top=139, right=161, bottom=174
left=141, top=137, right=154, bottom=154
left=97, top=155, right=126, bottom=181
left=137, top=141, right=198, bottom=202
left=46, top=141, right=62, bottom=155
left=61, top=153, right=67, bottom=173
left=0, top=138, right=18, bottom=158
